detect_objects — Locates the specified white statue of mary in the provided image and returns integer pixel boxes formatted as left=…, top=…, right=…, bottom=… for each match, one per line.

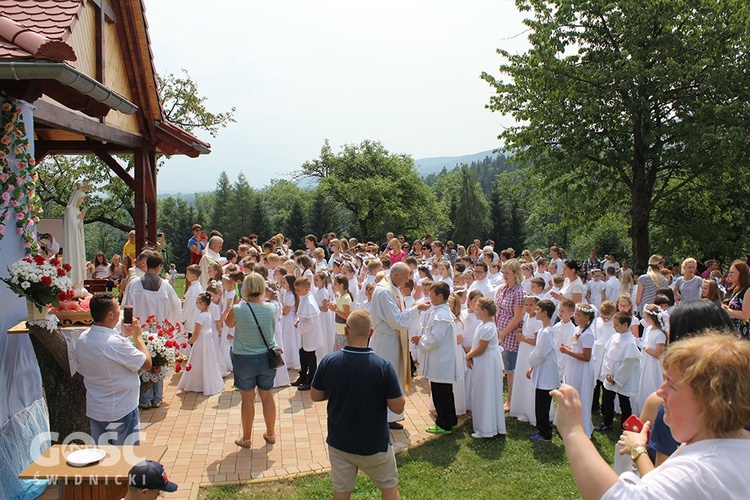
left=63, top=186, right=87, bottom=295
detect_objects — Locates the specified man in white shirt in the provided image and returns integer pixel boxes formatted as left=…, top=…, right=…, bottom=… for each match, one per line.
left=76, top=293, right=151, bottom=445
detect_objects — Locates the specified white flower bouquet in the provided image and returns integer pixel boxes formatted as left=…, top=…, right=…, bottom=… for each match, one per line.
left=2, top=254, right=73, bottom=311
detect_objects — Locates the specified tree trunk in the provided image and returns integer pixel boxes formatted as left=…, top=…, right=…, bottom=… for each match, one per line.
left=630, top=190, right=651, bottom=272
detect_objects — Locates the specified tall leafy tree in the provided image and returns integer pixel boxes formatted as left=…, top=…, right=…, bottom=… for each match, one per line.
left=451, top=166, right=490, bottom=245
left=210, top=171, right=233, bottom=241
left=299, top=140, right=443, bottom=241
left=37, top=70, right=235, bottom=237
left=285, top=198, right=308, bottom=250
left=229, top=172, right=254, bottom=240
left=249, top=193, right=272, bottom=242
left=483, top=0, right=750, bottom=269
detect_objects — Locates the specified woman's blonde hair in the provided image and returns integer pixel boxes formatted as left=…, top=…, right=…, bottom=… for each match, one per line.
left=502, top=259, right=524, bottom=286
left=389, top=238, right=401, bottom=252
left=647, top=254, right=664, bottom=288
left=662, top=330, right=750, bottom=437
left=681, top=257, right=697, bottom=275
left=241, top=272, right=266, bottom=300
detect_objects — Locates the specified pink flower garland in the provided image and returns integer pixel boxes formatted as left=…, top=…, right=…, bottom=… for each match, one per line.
left=0, top=98, right=41, bottom=254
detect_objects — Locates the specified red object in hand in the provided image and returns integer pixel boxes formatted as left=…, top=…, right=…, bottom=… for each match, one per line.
left=622, top=414, right=644, bottom=433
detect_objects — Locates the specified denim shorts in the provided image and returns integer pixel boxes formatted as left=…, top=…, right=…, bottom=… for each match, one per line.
left=501, top=349, right=518, bottom=373
left=231, top=351, right=276, bottom=391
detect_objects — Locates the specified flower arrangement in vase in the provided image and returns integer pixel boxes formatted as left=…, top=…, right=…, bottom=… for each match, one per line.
left=138, top=314, right=189, bottom=382
left=2, top=254, right=74, bottom=314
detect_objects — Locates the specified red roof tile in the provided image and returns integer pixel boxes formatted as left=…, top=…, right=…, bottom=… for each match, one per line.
left=0, top=0, right=82, bottom=60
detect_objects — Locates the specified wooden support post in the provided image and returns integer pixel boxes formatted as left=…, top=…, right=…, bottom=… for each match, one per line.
left=134, top=148, right=146, bottom=254
left=145, top=150, right=157, bottom=245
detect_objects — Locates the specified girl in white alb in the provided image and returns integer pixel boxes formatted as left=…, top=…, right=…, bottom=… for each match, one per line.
left=461, top=291, right=483, bottom=412
left=219, top=275, right=236, bottom=377
left=466, top=297, right=506, bottom=439
left=560, top=303, right=596, bottom=437
left=267, top=285, right=290, bottom=388
left=510, top=296, right=542, bottom=425
left=636, top=305, right=667, bottom=414
left=177, top=292, right=224, bottom=396
left=280, top=275, right=301, bottom=370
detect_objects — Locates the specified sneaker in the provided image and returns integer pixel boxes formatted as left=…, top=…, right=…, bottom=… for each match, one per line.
left=291, top=377, right=305, bottom=387
left=529, top=432, right=551, bottom=442
left=388, top=422, right=404, bottom=430
left=595, top=423, right=613, bottom=432
left=298, top=383, right=311, bottom=391
left=426, top=424, right=452, bottom=435
left=470, top=432, right=489, bottom=439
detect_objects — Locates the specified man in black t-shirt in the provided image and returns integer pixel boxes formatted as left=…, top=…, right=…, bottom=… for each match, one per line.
left=311, top=310, right=405, bottom=499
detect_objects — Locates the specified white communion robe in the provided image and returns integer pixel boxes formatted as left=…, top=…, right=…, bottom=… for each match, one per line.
left=370, top=276, right=420, bottom=423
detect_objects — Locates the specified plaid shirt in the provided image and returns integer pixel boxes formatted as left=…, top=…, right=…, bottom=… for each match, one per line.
left=495, top=283, right=525, bottom=352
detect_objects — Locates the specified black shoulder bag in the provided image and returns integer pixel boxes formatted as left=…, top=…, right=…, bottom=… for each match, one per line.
left=246, top=302, right=284, bottom=369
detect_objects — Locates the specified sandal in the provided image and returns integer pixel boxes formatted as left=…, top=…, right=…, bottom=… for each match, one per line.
left=151, top=402, right=162, bottom=408
left=234, top=438, right=252, bottom=448
left=263, top=433, right=277, bottom=444
left=139, top=403, right=151, bottom=410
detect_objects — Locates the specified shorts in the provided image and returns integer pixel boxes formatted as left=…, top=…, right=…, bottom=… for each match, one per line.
left=231, top=351, right=276, bottom=391
left=329, top=444, right=398, bottom=493
left=502, top=349, right=518, bottom=373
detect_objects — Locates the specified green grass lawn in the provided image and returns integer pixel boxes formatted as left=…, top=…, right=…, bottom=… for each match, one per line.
left=173, top=276, right=185, bottom=298
left=200, top=412, right=619, bottom=499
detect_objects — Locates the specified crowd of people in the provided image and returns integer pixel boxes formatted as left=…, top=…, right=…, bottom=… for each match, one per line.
left=75, top=226, right=750, bottom=498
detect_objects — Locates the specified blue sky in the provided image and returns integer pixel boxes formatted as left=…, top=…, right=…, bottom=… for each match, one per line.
left=146, top=0, right=529, bottom=193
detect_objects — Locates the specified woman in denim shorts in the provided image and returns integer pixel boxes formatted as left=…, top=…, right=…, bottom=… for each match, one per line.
left=225, top=272, right=279, bottom=448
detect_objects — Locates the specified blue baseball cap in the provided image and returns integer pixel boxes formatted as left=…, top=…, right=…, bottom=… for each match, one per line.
left=128, top=460, right=178, bottom=492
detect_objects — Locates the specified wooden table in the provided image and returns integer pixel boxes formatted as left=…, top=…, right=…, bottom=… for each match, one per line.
left=19, top=445, right=167, bottom=499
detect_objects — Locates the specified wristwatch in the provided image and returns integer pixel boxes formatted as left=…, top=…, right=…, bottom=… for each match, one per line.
left=631, top=443, right=648, bottom=461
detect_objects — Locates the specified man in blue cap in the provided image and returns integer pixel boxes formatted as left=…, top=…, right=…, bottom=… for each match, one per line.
left=123, top=460, right=178, bottom=499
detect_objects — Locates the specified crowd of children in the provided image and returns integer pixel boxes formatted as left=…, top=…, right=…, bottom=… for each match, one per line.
left=159, top=230, right=740, bottom=444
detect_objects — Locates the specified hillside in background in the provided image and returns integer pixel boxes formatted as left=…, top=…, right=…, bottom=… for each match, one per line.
left=158, top=148, right=506, bottom=201
left=414, top=149, right=501, bottom=177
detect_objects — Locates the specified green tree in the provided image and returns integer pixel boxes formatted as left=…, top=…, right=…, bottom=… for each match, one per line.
left=249, top=193, right=272, bottom=242
left=483, top=0, right=750, bottom=269
left=228, top=172, right=254, bottom=241
left=285, top=198, right=308, bottom=249
left=37, top=70, right=235, bottom=235
left=489, top=172, right=528, bottom=252
left=158, top=69, right=236, bottom=137
left=210, top=171, right=233, bottom=241
left=299, top=140, right=444, bottom=241
left=451, top=166, right=490, bottom=245
left=262, top=179, right=311, bottom=234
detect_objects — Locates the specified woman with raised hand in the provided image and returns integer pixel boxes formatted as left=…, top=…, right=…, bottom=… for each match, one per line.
left=553, top=331, right=750, bottom=499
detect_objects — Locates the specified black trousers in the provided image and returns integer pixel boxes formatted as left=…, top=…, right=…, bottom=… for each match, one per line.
left=592, top=379, right=603, bottom=412
left=431, top=382, right=457, bottom=431
left=299, top=348, right=317, bottom=382
left=535, top=389, right=553, bottom=439
left=601, top=387, right=632, bottom=428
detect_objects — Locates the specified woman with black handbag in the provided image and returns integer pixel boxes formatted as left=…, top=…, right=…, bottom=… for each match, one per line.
left=225, top=272, right=281, bottom=448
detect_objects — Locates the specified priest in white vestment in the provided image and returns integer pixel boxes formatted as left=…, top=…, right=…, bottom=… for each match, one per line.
left=199, top=236, right=223, bottom=288
left=370, top=263, right=430, bottom=428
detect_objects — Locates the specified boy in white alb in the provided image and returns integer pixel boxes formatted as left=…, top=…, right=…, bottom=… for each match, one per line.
left=553, top=299, right=576, bottom=380
left=294, top=277, right=324, bottom=391
left=586, top=270, right=606, bottom=310
left=604, top=267, right=621, bottom=303
left=597, top=311, right=641, bottom=431
left=526, top=300, right=559, bottom=441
